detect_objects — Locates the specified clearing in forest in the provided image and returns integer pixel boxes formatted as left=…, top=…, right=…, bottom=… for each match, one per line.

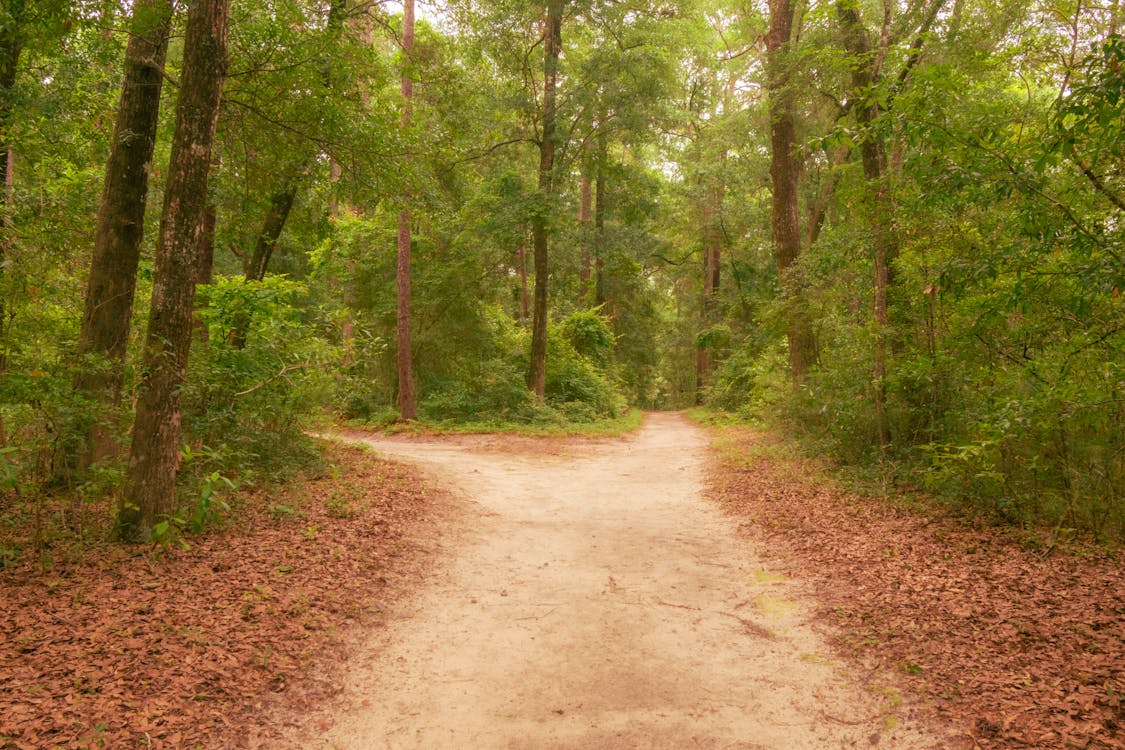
left=293, top=412, right=949, bottom=749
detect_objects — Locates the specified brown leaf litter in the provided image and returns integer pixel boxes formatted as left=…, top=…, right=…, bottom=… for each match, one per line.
left=705, top=424, right=1123, bottom=750
left=0, top=442, right=450, bottom=749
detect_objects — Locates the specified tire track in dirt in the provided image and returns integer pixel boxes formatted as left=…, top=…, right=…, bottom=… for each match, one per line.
left=298, top=412, right=950, bottom=749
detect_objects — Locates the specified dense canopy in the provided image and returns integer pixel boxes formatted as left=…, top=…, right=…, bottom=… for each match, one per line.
left=0, top=0, right=1121, bottom=542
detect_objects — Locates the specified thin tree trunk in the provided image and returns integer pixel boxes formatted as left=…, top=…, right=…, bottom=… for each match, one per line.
left=194, top=204, right=215, bottom=342
left=0, top=0, right=26, bottom=449
left=838, top=1, right=893, bottom=447
left=579, top=174, right=592, bottom=289
left=73, top=0, right=173, bottom=465
left=396, top=0, right=416, bottom=419
left=768, top=0, right=817, bottom=384
left=119, top=0, right=231, bottom=542
left=528, top=0, right=563, bottom=401
left=594, top=136, right=607, bottom=307
left=516, top=244, right=530, bottom=321
left=695, top=178, right=723, bottom=401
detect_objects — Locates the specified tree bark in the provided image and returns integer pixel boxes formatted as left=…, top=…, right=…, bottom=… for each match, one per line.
left=73, top=0, right=173, bottom=465
left=396, top=0, right=416, bottom=419
left=768, top=0, right=817, bottom=385
left=118, top=0, right=231, bottom=542
left=527, top=0, right=563, bottom=401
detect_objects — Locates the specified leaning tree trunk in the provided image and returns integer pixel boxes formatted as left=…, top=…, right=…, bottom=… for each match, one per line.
left=767, top=0, right=816, bottom=385
left=118, top=0, right=231, bottom=543
left=226, top=178, right=299, bottom=349
left=527, top=0, right=563, bottom=401
left=73, top=0, right=173, bottom=466
left=396, top=0, right=417, bottom=419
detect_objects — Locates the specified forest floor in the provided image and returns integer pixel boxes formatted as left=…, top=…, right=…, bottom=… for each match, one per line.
left=0, top=444, right=453, bottom=749
left=705, top=422, right=1123, bottom=750
left=1, top=413, right=1120, bottom=749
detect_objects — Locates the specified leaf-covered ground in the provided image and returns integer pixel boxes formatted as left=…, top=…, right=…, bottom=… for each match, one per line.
left=0, top=443, right=448, bottom=749
left=705, top=425, right=1123, bottom=750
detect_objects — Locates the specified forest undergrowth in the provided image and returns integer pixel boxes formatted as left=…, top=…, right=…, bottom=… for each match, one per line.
left=702, top=420, right=1124, bottom=750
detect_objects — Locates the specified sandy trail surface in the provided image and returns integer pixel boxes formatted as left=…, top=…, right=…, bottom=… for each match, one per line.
left=309, top=412, right=946, bottom=749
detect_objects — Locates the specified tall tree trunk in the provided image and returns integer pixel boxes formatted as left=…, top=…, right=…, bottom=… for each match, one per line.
left=396, top=0, right=417, bottom=419
left=767, top=0, right=817, bottom=385
left=73, top=0, right=173, bottom=466
left=578, top=173, right=592, bottom=289
left=118, top=0, right=231, bottom=542
left=695, top=178, right=723, bottom=402
left=516, top=243, right=530, bottom=321
left=593, top=134, right=607, bottom=307
left=527, top=0, right=563, bottom=401
left=838, top=1, right=894, bottom=447
left=0, top=0, right=26, bottom=449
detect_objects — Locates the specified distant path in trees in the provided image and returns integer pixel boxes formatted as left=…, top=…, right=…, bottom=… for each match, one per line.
left=299, top=412, right=948, bottom=749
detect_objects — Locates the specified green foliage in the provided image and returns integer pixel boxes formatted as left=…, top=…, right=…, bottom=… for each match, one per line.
left=560, top=309, right=615, bottom=363
left=186, top=275, right=334, bottom=480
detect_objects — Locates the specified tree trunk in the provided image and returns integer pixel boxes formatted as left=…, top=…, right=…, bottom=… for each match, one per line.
left=0, top=0, right=26, bottom=449
left=516, top=243, right=530, bottom=321
left=578, top=173, right=592, bottom=289
left=527, top=0, right=563, bottom=401
left=837, top=1, right=894, bottom=447
left=118, top=0, right=231, bottom=542
left=193, top=204, right=215, bottom=342
left=768, top=0, right=817, bottom=385
left=593, top=134, right=607, bottom=307
left=72, top=0, right=173, bottom=466
left=226, top=181, right=299, bottom=349
left=695, top=178, right=723, bottom=402
left=396, top=0, right=417, bottom=420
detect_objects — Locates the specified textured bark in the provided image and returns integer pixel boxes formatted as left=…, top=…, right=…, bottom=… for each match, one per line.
left=396, top=0, right=416, bottom=420
left=73, top=0, right=173, bottom=465
left=119, top=0, right=231, bottom=542
left=527, top=0, right=563, bottom=401
left=0, top=0, right=26, bottom=449
left=768, top=0, right=817, bottom=385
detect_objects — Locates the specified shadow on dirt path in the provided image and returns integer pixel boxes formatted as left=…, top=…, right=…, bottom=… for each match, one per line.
left=294, top=412, right=950, bottom=749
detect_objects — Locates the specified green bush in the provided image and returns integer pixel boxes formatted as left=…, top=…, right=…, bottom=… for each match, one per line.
left=185, top=275, right=335, bottom=481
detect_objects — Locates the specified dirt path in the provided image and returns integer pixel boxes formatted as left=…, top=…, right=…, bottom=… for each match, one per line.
left=304, top=412, right=948, bottom=749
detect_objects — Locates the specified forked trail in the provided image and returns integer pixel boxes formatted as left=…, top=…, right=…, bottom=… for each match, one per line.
left=307, top=412, right=947, bottom=749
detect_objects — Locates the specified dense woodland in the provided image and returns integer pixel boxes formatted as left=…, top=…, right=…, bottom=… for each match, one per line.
left=0, top=0, right=1121, bottom=546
